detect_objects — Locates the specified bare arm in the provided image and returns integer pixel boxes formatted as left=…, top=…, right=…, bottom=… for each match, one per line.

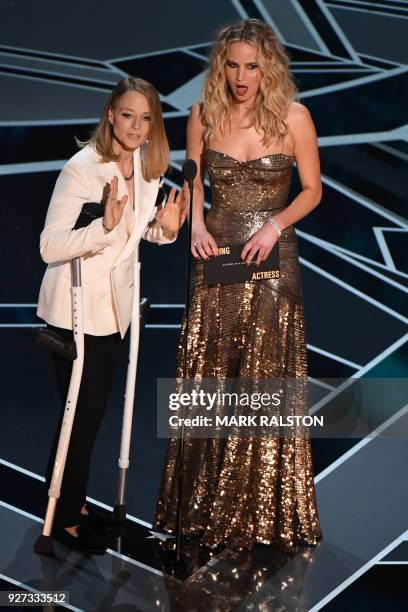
left=241, top=103, right=322, bottom=266
left=186, top=103, right=219, bottom=259
left=274, top=103, right=322, bottom=231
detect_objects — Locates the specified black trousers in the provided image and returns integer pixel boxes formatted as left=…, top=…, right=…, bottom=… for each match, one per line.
left=45, top=324, right=123, bottom=527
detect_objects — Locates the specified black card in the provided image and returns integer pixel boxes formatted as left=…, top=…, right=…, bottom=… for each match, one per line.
left=203, top=243, right=280, bottom=285
left=73, top=202, right=104, bottom=229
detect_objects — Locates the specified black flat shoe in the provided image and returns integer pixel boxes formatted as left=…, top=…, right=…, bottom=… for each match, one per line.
left=81, top=505, right=118, bottom=532
left=53, top=523, right=107, bottom=555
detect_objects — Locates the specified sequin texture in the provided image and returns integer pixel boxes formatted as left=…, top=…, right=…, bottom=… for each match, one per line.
left=153, top=150, right=322, bottom=551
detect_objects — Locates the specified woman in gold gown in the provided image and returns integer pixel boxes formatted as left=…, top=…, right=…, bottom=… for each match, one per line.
left=154, top=19, right=322, bottom=551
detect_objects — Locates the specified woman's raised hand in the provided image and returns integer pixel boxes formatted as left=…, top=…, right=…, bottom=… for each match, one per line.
left=102, top=176, right=128, bottom=231
left=155, top=187, right=188, bottom=238
left=191, top=224, right=219, bottom=260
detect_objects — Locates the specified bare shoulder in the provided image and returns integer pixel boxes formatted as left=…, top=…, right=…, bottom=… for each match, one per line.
left=286, top=101, right=319, bottom=161
left=187, top=102, right=206, bottom=146
left=189, top=102, right=206, bottom=125
left=286, top=101, right=315, bottom=133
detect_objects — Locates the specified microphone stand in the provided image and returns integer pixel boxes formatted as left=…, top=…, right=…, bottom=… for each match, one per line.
left=175, top=170, right=195, bottom=567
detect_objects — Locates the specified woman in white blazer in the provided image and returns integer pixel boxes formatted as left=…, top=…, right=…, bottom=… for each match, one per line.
left=37, top=77, right=185, bottom=554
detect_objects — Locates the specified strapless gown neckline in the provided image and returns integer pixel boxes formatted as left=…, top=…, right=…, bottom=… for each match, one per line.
left=206, top=147, right=294, bottom=165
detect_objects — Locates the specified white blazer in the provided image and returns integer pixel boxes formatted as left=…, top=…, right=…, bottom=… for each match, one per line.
left=37, top=144, right=175, bottom=337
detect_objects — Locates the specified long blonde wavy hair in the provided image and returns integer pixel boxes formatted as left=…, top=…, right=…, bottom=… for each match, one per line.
left=203, top=19, right=298, bottom=146
left=78, top=77, right=169, bottom=181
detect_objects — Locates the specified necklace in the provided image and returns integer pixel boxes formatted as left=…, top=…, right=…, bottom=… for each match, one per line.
left=120, top=159, right=134, bottom=181
left=123, top=164, right=134, bottom=181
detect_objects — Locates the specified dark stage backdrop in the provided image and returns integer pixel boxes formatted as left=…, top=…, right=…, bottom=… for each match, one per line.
left=0, top=1, right=407, bottom=606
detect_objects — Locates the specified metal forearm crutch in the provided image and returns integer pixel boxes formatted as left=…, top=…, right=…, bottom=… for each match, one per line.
left=112, top=182, right=167, bottom=520
left=113, top=249, right=141, bottom=522
left=34, top=257, right=85, bottom=557
left=34, top=195, right=153, bottom=554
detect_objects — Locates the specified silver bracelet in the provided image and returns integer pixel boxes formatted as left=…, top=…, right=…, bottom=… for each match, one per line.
left=267, top=216, right=282, bottom=237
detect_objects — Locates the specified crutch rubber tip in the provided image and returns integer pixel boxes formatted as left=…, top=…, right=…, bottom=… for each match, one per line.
left=112, top=504, right=127, bottom=523
left=33, top=534, right=55, bottom=557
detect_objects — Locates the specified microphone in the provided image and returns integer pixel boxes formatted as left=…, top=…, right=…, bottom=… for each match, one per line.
left=176, top=157, right=197, bottom=564
left=182, top=159, right=197, bottom=189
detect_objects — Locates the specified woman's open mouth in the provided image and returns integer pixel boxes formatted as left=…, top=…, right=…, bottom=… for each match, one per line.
left=235, top=85, right=248, bottom=96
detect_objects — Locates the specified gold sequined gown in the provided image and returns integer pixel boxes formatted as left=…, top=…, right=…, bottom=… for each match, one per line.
left=154, top=148, right=322, bottom=550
